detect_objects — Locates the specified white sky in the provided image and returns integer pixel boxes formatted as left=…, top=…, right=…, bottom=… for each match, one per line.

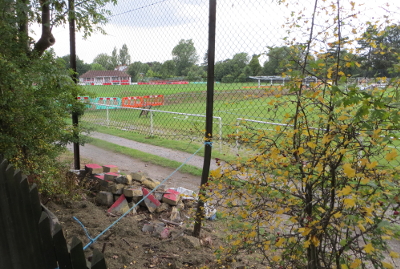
left=33, top=0, right=399, bottom=65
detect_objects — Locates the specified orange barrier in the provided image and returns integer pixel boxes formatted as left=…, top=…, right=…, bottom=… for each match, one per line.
left=121, top=96, right=143, bottom=108
left=121, top=95, right=164, bottom=108
left=143, top=95, right=164, bottom=106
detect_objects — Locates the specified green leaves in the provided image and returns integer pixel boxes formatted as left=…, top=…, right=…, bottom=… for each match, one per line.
left=0, top=30, right=88, bottom=174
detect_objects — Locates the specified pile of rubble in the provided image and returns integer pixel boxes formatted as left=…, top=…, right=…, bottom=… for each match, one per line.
left=81, top=163, right=218, bottom=246
left=84, top=163, right=205, bottom=222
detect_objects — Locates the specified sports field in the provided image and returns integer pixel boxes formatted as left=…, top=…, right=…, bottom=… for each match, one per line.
left=81, top=83, right=292, bottom=141
left=80, top=83, right=400, bottom=164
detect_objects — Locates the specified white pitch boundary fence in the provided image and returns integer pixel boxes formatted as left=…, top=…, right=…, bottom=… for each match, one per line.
left=94, top=103, right=223, bottom=152
left=235, top=118, right=291, bottom=152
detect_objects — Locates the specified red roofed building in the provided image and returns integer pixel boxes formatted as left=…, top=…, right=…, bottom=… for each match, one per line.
left=79, top=70, right=131, bottom=85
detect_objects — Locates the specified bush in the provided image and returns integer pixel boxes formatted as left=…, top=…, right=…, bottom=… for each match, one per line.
left=222, top=74, right=235, bottom=83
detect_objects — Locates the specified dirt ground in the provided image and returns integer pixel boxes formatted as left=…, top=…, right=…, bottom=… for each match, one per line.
left=51, top=146, right=257, bottom=269
left=59, top=139, right=400, bottom=269
left=46, top=198, right=226, bottom=269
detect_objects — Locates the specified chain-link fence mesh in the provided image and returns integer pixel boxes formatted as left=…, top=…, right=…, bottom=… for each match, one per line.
left=76, top=0, right=285, bottom=153
left=71, top=0, right=400, bottom=161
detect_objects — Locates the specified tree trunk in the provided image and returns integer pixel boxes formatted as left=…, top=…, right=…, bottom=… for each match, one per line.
left=33, top=0, right=55, bottom=56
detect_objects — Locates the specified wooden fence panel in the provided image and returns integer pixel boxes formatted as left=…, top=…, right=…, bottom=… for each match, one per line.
left=53, top=223, right=74, bottom=269
left=21, top=176, right=49, bottom=268
left=91, top=249, right=107, bottom=269
left=1, top=159, right=45, bottom=269
left=0, top=156, right=107, bottom=269
left=29, top=183, right=43, bottom=220
left=0, top=159, right=22, bottom=269
left=70, top=236, right=89, bottom=269
left=0, top=160, right=13, bottom=269
left=39, top=212, right=59, bottom=268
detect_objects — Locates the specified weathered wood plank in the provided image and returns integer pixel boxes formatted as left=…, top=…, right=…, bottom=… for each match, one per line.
left=20, top=176, right=47, bottom=268
left=4, top=161, right=31, bottom=268
left=29, top=183, right=43, bottom=224
left=0, top=159, right=13, bottom=269
left=53, top=223, right=73, bottom=269
left=38, top=212, right=58, bottom=269
left=70, top=236, right=88, bottom=269
left=90, top=249, right=107, bottom=269
left=0, top=156, right=108, bottom=269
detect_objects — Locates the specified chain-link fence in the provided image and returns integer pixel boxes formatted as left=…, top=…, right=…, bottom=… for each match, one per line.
left=70, top=0, right=400, bottom=160
left=74, top=0, right=285, bottom=153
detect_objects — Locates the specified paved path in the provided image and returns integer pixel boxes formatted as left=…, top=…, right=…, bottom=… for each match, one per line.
left=67, top=132, right=219, bottom=191
left=87, top=132, right=218, bottom=171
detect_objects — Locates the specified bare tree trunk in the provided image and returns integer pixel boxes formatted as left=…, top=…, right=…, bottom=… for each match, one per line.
left=33, top=0, right=55, bottom=56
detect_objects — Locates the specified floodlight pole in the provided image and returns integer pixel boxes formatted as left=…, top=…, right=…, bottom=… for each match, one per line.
left=69, top=0, right=80, bottom=170
left=193, top=0, right=216, bottom=238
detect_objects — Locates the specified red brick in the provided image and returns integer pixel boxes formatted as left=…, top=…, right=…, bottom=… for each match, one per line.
left=102, top=165, right=118, bottom=173
left=142, top=188, right=161, bottom=213
left=94, top=174, right=104, bottom=180
left=162, top=189, right=181, bottom=206
left=107, top=194, right=131, bottom=215
left=104, top=172, right=119, bottom=181
left=85, top=163, right=103, bottom=174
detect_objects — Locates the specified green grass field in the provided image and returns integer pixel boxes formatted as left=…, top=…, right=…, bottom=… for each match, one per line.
left=79, top=83, right=400, bottom=166
left=83, top=82, right=264, bottom=98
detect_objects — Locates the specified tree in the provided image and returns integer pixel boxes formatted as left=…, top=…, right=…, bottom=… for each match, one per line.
left=172, top=39, right=199, bottom=76
left=248, top=54, right=262, bottom=76
left=127, top=61, right=150, bottom=82
left=110, top=47, right=119, bottom=68
left=313, top=46, right=362, bottom=79
left=0, top=0, right=112, bottom=192
left=214, top=60, right=232, bottom=82
left=160, top=60, right=176, bottom=78
left=221, top=74, right=234, bottom=83
left=213, top=53, right=249, bottom=82
left=93, top=53, right=113, bottom=70
left=186, top=65, right=206, bottom=81
left=231, top=52, right=249, bottom=73
left=235, top=73, right=247, bottom=83
left=263, top=46, right=293, bottom=75
left=119, top=44, right=131, bottom=66
left=145, top=69, right=157, bottom=79
left=2, top=0, right=114, bottom=57
left=90, top=63, right=106, bottom=70
left=205, top=1, right=400, bottom=269
left=146, top=61, right=162, bottom=77
left=202, top=51, right=209, bottom=67
left=358, top=24, right=400, bottom=77
left=59, top=55, right=91, bottom=75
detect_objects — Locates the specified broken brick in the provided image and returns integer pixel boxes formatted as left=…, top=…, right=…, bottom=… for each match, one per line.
left=95, top=191, right=113, bottom=207
left=102, top=165, right=118, bottom=173
left=142, top=188, right=161, bottom=213
left=85, top=164, right=103, bottom=174
left=123, top=187, right=143, bottom=202
left=108, top=194, right=130, bottom=215
left=162, top=189, right=181, bottom=206
left=104, top=172, right=119, bottom=181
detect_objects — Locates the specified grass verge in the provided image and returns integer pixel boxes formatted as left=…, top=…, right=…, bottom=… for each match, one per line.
left=91, top=124, right=237, bottom=163
left=87, top=137, right=203, bottom=176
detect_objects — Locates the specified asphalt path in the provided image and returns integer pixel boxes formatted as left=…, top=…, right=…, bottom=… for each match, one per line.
left=66, top=132, right=219, bottom=191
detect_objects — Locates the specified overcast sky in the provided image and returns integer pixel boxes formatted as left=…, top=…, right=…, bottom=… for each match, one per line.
left=41, top=0, right=399, bottom=65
